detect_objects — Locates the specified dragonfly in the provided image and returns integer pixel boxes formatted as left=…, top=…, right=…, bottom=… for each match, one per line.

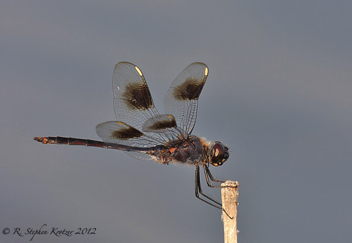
left=34, top=62, right=234, bottom=210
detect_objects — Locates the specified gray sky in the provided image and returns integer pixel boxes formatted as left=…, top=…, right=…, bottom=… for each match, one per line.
left=1, top=0, right=352, bottom=242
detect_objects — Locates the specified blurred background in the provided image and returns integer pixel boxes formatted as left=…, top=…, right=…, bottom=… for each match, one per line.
left=1, top=1, right=351, bottom=242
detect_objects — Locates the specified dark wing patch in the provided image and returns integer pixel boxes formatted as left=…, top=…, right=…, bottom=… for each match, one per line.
left=142, top=114, right=177, bottom=132
left=122, top=82, right=153, bottom=110
left=172, top=78, right=205, bottom=101
left=111, top=122, right=144, bottom=140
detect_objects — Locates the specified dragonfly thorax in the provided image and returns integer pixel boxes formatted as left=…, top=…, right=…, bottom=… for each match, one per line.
left=154, top=135, right=207, bottom=165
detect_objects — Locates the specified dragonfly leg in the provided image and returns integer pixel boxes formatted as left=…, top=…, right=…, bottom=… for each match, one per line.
left=195, top=166, right=234, bottom=218
left=203, top=165, right=237, bottom=189
left=195, top=166, right=222, bottom=208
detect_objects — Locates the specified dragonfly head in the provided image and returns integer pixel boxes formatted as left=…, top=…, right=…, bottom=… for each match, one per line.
left=208, top=141, right=229, bottom=167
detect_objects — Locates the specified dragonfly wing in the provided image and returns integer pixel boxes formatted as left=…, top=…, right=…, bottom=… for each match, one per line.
left=112, top=62, right=160, bottom=133
left=164, top=62, right=208, bottom=135
left=112, top=62, right=185, bottom=142
left=96, top=121, right=163, bottom=161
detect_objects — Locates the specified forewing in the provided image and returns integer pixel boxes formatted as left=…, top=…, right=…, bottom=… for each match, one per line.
left=112, top=62, right=160, bottom=132
left=112, top=62, right=184, bottom=142
left=164, top=62, right=208, bottom=135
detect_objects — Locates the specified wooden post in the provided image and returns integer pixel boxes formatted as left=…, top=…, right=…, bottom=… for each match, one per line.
left=221, top=180, right=239, bottom=243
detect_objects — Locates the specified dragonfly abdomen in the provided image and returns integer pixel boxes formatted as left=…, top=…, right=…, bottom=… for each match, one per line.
left=33, top=136, right=164, bottom=153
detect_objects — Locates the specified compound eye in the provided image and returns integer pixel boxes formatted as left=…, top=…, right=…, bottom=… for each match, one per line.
left=210, top=142, right=229, bottom=166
